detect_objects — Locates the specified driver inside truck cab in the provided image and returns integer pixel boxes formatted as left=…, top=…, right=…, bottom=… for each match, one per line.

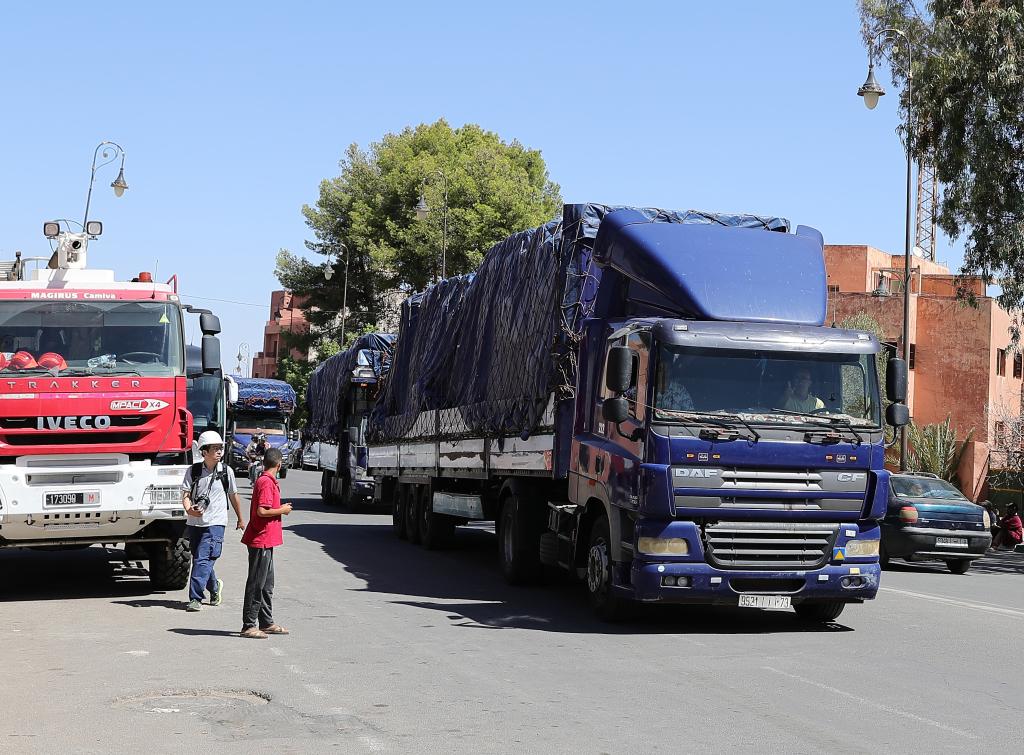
left=66, top=328, right=100, bottom=360
left=655, top=351, right=695, bottom=411
left=779, top=367, right=825, bottom=413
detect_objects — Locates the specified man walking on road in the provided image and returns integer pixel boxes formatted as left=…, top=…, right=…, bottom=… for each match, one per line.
left=240, top=447, right=293, bottom=639
left=181, top=430, right=246, bottom=612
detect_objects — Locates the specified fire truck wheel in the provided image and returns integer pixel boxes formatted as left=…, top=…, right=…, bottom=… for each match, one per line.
left=148, top=536, right=190, bottom=590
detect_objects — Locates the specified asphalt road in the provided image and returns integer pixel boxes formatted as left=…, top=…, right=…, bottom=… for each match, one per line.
left=1, top=469, right=1021, bottom=754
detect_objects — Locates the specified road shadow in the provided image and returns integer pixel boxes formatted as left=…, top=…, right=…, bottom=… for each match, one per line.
left=168, top=628, right=240, bottom=637
left=884, top=550, right=1024, bottom=577
left=0, top=546, right=168, bottom=602
left=113, top=598, right=187, bottom=610
left=288, top=520, right=854, bottom=635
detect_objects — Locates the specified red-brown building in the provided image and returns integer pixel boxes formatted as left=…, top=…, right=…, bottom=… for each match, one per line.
left=825, top=245, right=1022, bottom=499
left=252, top=290, right=310, bottom=378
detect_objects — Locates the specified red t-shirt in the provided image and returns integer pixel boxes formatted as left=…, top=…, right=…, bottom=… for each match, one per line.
left=242, top=472, right=283, bottom=548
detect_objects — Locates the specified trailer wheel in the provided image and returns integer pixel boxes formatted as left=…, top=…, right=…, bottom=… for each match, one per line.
left=585, top=515, right=628, bottom=621
left=147, top=536, right=190, bottom=591
left=498, top=493, right=542, bottom=584
left=404, top=485, right=421, bottom=544
left=392, top=483, right=407, bottom=539
left=419, top=485, right=454, bottom=550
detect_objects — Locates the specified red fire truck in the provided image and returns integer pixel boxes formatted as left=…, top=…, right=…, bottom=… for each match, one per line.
left=0, top=223, right=223, bottom=589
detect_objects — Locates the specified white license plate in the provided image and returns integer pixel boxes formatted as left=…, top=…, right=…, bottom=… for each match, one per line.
left=45, top=491, right=100, bottom=506
left=738, top=594, right=792, bottom=610
left=936, top=536, right=968, bottom=548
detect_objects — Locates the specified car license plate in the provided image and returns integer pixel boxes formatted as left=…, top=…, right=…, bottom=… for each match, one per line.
left=738, top=594, right=791, bottom=610
left=45, top=491, right=100, bottom=506
left=936, top=536, right=968, bottom=548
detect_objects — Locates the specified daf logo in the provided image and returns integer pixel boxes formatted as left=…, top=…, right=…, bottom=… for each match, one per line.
left=675, top=468, right=719, bottom=479
left=837, top=472, right=865, bottom=482
left=36, top=416, right=112, bottom=430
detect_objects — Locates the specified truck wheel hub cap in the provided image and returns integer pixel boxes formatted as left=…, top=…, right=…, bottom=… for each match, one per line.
left=587, top=543, right=608, bottom=593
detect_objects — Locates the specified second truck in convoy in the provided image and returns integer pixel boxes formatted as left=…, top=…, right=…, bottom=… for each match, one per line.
left=366, top=203, right=909, bottom=621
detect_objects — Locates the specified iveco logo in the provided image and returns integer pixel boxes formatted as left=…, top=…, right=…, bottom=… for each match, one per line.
left=36, top=416, right=112, bottom=430
left=675, top=468, right=719, bottom=479
left=837, top=473, right=866, bottom=482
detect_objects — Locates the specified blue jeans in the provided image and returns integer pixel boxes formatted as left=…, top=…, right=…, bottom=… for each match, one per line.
left=187, top=525, right=225, bottom=602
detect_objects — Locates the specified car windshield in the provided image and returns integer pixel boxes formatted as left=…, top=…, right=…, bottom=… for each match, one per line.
left=891, top=477, right=968, bottom=500
left=0, top=300, right=184, bottom=376
left=654, top=344, right=880, bottom=427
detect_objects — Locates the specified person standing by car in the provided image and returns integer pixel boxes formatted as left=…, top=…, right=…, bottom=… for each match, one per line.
left=992, top=503, right=1023, bottom=550
left=181, top=431, right=246, bottom=612
left=239, top=447, right=293, bottom=639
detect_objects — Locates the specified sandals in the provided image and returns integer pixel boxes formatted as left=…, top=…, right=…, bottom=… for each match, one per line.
left=240, top=627, right=268, bottom=639
left=261, top=624, right=290, bottom=635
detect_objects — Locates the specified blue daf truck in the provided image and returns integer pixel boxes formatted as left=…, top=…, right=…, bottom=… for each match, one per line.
left=367, top=204, right=909, bottom=622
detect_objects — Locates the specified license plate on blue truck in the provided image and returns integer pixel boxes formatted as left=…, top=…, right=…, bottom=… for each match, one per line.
left=738, top=595, right=791, bottom=609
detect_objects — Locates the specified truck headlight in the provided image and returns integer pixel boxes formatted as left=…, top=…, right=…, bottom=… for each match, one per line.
left=637, top=537, right=689, bottom=556
left=845, top=539, right=880, bottom=557
left=983, top=510, right=991, bottom=529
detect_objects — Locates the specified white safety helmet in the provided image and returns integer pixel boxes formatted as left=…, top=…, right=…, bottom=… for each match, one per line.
left=197, top=430, right=224, bottom=449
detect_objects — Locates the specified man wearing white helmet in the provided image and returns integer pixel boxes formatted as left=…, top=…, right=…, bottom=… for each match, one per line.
left=181, top=430, right=245, bottom=612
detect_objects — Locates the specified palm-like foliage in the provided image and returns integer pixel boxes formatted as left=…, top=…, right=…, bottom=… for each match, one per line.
left=904, top=417, right=974, bottom=485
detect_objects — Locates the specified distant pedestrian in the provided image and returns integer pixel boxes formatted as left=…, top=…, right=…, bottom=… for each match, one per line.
left=992, top=502, right=1023, bottom=550
left=240, top=447, right=293, bottom=639
left=181, top=431, right=246, bottom=612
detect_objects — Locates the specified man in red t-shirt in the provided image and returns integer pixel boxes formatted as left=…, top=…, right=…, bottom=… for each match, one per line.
left=239, top=447, right=293, bottom=639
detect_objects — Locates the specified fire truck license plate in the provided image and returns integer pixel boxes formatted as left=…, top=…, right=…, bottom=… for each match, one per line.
left=45, top=491, right=100, bottom=506
left=738, top=595, right=791, bottom=610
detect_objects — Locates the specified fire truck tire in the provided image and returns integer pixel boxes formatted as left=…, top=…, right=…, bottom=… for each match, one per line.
left=148, top=536, right=190, bottom=590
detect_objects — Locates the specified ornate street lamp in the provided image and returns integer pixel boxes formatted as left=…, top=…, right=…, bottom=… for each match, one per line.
left=83, top=141, right=128, bottom=228
left=414, top=170, right=449, bottom=281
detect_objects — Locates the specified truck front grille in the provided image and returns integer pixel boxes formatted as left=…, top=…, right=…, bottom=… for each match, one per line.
left=704, top=521, right=838, bottom=570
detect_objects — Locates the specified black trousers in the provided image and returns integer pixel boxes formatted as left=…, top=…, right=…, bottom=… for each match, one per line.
left=242, top=546, right=275, bottom=630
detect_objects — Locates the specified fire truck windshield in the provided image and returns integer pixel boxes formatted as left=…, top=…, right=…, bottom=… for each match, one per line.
left=0, top=300, right=183, bottom=376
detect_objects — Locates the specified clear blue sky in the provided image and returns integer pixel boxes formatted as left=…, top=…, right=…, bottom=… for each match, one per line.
left=0, top=1, right=953, bottom=370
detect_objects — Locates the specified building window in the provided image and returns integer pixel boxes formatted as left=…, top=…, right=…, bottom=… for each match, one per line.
left=909, top=344, right=916, bottom=371
left=997, top=348, right=1007, bottom=376
left=827, top=285, right=839, bottom=294
left=1015, top=353, right=1022, bottom=379
left=995, top=421, right=1007, bottom=448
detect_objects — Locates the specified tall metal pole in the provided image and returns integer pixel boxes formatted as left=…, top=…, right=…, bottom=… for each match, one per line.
left=339, top=242, right=350, bottom=345
left=83, top=141, right=126, bottom=228
left=440, top=174, right=448, bottom=280
left=898, top=33, right=914, bottom=473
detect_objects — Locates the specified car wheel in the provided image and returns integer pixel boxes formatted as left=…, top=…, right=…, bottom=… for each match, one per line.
left=946, top=559, right=971, bottom=575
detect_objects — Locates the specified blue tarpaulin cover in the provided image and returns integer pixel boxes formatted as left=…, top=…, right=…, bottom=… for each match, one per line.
left=369, top=203, right=793, bottom=443
left=232, top=377, right=297, bottom=414
left=306, top=333, right=396, bottom=443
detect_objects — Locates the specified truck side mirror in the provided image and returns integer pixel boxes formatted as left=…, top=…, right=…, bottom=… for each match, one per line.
left=225, top=378, right=239, bottom=404
left=606, top=346, right=633, bottom=394
left=199, top=312, right=222, bottom=336
left=201, top=335, right=221, bottom=374
left=886, top=357, right=908, bottom=403
left=886, top=402, right=910, bottom=427
left=602, top=397, right=629, bottom=424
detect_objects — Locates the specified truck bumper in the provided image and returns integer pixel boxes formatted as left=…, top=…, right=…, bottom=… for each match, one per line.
left=0, top=454, right=188, bottom=546
left=628, top=560, right=881, bottom=605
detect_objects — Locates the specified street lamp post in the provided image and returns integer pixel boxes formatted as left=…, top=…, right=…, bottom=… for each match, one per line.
left=326, top=242, right=351, bottom=345
left=858, top=27, right=914, bottom=472
left=83, top=141, right=128, bottom=229
left=414, top=169, right=448, bottom=281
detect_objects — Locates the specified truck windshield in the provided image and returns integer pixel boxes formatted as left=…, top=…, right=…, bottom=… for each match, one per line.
left=236, top=417, right=287, bottom=435
left=654, top=345, right=880, bottom=427
left=0, top=300, right=184, bottom=376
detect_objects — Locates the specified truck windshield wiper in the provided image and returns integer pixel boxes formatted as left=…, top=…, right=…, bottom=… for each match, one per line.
left=769, top=408, right=864, bottom=446
left=671, top=411, right=760, bottom=443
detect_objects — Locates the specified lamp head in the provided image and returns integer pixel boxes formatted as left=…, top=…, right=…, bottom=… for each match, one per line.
left=111, top=166, right=129, bottom=197
left=414, top=194, right=430, bottom=221
left=858, top=64, right=885, bottom=110
left=324, top=263, right=334, bottom=281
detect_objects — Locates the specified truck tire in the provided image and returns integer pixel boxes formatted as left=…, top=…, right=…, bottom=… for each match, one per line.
left=148, top=536, right=190, bottom=591
left=392, top=483, right=407, bottom=540
left=321, top=471, right=339, bottom=506
left=405, top=484, right=422, bottom=545
left=419, top=485, right=454, bottom=550
left=279, top=466, right=288, bottom=479
left=793, top=600, right=846, bottom=623
left=585, top=514, right=628, bottom=621
left=498, top=493, right=542, bottom=584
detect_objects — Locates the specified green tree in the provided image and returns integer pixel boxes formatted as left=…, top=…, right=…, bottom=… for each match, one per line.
left=905, top=417, right=974, bottom=485
left=839, top=312, right=889, bottom=404
left=276, top=120, right=562, bottom=348
left=277, top=337, right=340, bottom=429
left=858, top=1, right=1024, bottom=331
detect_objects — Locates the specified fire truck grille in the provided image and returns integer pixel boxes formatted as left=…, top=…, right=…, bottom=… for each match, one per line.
left=0, top=416, right=148, bottom=429
left=3, top=432, right=144, bottom=446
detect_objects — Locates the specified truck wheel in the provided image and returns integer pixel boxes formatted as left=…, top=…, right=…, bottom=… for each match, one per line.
left=498, top=493, right=542, bottom=584
left=946, top=559, right=971, bottom=575
left=279, top=467, right=288, bottom=479
left=321, top=471, right=339, bottom=506
left=585, top=514, right=628, bottom=621
left=419, top=485, right=454, bottom=550
left=879, top=541, right=890, bottom=569
left=405, top=485, right=421, bottom=544
left=793, top=600, right=846, bottom=623
left=147, top=536, right=190, bottom=591
left=392, top=484, right=407, bottom=540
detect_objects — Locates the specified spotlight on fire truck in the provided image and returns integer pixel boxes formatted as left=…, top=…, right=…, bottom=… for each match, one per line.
left=43, top=221, right=60, bottom=239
